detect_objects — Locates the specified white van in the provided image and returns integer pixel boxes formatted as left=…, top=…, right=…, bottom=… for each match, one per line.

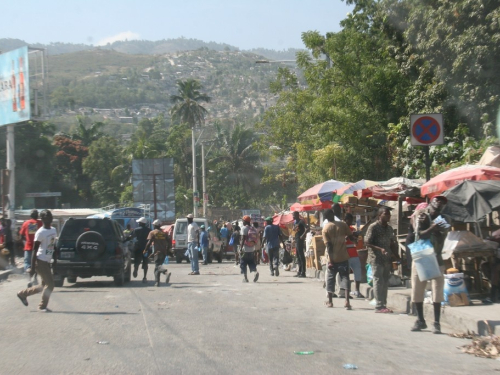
left=172, top=217, right=211, bottom=263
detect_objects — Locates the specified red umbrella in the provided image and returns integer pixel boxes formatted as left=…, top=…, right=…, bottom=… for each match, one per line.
left=272, top=213, right=294, bottom=226
left=421, top=165, right=500, bottom=197
left=355, top=177, right=424, bottom=201
left=290, top=201, right=332, bottom=212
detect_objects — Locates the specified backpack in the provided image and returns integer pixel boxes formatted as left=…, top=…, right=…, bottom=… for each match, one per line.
left=244, top=226, right=258, bottom=247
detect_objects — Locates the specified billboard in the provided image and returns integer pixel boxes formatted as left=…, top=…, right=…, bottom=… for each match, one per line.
left=132, top=158, right=175, bottom=222
left=0, top=46, right=30, bottom=126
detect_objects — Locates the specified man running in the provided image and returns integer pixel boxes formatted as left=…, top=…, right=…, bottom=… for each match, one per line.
left=144, top=219, right=171, bottom=287
left=133, top=217, right=151, bottom=283
left=240, top=215, right=259, bottom=282
left=17, top=210, right=57, bottom=312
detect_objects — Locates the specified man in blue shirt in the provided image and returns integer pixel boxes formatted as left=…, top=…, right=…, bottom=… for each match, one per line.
left=263, top=217, right=285, bottom=277
left=220, top=223, right=229, bottom=250
left=200, top=225, right=210, bottom=265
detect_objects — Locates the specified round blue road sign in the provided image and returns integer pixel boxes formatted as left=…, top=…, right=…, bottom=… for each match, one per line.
left=412, top=116, right=440, bottom=144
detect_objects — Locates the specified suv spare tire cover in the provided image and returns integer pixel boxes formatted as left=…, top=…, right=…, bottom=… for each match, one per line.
left=76, top=231, right=106, bottom=260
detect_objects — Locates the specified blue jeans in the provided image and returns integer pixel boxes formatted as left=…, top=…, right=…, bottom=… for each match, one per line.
left=202, top=246, right=208, bottom=263
left=188, top=242, right=199, bottom=272
left=24, top=250, right=32, bottom=272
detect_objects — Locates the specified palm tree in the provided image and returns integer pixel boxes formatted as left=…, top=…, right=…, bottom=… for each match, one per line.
left=210, top=123, right=261, bottom=194
left=169, top=79, right=211, bottom=128
left=71, top=116, right=106, bottom=147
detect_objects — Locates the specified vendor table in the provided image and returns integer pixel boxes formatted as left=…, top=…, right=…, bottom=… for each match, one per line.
left=450, top=249, right=495, bottom=293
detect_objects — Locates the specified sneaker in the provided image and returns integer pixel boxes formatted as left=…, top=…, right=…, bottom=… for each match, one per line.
left=155, top=282, right=160, bottom=287
left=275, top=268, right=279, bottom=277
left=432, top=322, right=441, bottom=334
left=192, top=271, right=200, bottom=275
left=243, top=276, right=249, bottom=283
left=270, top=272, right=274, bottom=276
left=142, top=278, right=147, bottom=283
left=165, top=272, right=171, bottom=284
left=38, top=307, right=52, bottom=312
left=17, top=293, right=28, bottom=307
left=133, top=269, right=138, bottom=278
left=411, top=320, right=427, bottom=331
left=253, top=272, right=259, bottom=282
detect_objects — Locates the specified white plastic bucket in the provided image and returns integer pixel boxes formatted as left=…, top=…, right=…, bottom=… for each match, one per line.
left=413, top=250, right=441, bottom=281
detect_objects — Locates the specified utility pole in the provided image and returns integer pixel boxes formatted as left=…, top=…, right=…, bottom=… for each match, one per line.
left=6, top=124, right=15, bottom=222
left=202, top=143, right=207, bottom=218
left=192, top=127, right=198, bottom=217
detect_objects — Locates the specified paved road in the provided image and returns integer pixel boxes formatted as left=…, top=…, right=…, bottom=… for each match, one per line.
left=0, top=261, right=499, bottom=375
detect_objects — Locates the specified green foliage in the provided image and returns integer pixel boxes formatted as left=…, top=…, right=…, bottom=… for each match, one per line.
left=170, top=79, right=211, bottom=128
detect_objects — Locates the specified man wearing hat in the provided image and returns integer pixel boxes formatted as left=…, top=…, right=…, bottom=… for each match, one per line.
left=132, top=217, right=151, bottom=283
left=186, top=214, right=200, bottom=275
left=410, top=195, right=450, bottom=334
left=263, top=217, right=285, bottom=276
left=144, top=219, right=171, bottom=287
left=200, top=224, right=210, bottom=265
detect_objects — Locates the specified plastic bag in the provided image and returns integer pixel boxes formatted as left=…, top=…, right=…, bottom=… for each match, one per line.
left=163, top=255, right=169, bottom=265
left=366, top=263, right=373, bottom=287
left=229, top=236, right=235, bottom=246
left=408, top=239, right=433, bottom=254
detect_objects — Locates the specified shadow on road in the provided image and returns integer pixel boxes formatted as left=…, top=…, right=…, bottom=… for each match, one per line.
left=31, top=311, right=138, bottom=315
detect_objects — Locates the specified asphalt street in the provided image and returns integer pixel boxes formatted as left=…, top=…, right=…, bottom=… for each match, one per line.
left=0, top=261, right=499, bottom=375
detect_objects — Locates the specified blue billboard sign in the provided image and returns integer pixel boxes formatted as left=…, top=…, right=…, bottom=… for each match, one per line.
left=0, top=46, right=30, bottom=126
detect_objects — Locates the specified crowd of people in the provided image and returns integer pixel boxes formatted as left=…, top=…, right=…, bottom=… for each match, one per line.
left=8, top=195, right=499, bottom=327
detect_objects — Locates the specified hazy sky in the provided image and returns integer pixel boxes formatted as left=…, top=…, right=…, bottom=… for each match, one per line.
left=1, top=0, right=353, bottom=50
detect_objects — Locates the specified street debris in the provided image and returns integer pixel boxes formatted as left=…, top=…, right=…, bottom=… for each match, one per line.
left=294, top=351, right=314, bottom=355
left=343, top=364, right=358, bottom=369
left=96, top=341, right=109, bottom=345
left=450, top=322, right=500, bottom=359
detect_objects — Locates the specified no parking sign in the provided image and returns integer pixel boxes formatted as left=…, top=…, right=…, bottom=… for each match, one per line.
left=410, top=114, right=444, bottom=146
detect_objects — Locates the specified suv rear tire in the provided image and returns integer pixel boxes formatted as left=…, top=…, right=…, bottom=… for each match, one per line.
left=67, top=276, right=77, bottom=283
left=76, top=231, right=106, bottom=260
left=54, top=276, right=65, bottom=288
left=124, top=263, right=131, bottom=283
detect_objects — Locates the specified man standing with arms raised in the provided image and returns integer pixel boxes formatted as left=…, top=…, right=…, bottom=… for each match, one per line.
left=293, top=211, right=307, bottom=278
left=187, top=214, right=200, bottom=275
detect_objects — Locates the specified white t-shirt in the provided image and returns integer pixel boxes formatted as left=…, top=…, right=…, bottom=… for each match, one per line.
left=241, top=225, right=255, bottom=253
left=35, top=226, right=57, bottom=262
left=187, top=222, right=199, bottom=243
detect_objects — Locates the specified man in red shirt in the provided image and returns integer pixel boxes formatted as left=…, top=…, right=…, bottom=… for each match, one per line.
left=19, top=210, right=42, bottom=272
left=345, top=213, right=364, bottom=298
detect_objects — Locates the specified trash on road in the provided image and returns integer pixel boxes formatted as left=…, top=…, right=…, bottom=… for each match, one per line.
left=343, top=364, right=358, bottom=369
left=96, top=341, right=109, bottom=345
left=294, top=351, right=314, bottom=355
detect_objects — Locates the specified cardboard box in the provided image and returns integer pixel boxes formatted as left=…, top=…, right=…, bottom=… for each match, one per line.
left=342, top=195, right=358, bottom=205
left=448, top=293, right=470, bottom=307
left=358, top=197, right=369, bottom=205
left=368, top=198, right=378, bottom=207
left=312, top=235, right=325, bottom=270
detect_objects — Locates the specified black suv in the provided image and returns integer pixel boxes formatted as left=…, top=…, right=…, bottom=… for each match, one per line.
left=54, top=218, right=132, bottom=286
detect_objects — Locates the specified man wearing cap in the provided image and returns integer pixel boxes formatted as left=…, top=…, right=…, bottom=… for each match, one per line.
left=240, top=215, right=259, bottom=282
left=132, top=217, right=151, bottom=283
left=19, top=209, right=43, bottom=273
left=144, top=219, right=172, bottom=287
left=200, top=225, right=210, bottom=265
left=292, top=211, right=308, bottom=278
left=410, top=195, right=450, bottom=334
left=187, top=214, right=200, bottom=275
left=263, top=217, right=285, bottom=276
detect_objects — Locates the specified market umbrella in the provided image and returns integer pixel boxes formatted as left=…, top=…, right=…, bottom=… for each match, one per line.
left=355, top=177, right=424, bottom=201
left=333, top=179, right=379, bottom=202
left=290, top=201, right=332, bottom=212
left=421, top=164, right=500, bottom=198
left=297, top=179, right=345, bottom=205
left=272, top=213, right=294, bottom=226
left=441, top=180, right=500, bottom=222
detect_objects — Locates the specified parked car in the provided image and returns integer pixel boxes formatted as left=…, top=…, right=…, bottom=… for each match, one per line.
left=172, top=217, right=213, bottom=263
left=54, top=218, right=132, bottom=287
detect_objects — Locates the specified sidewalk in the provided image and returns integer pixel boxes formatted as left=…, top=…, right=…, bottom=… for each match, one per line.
left=0, top=256, right=25, bottom=281
left=306, top=267, right=500, bottom=336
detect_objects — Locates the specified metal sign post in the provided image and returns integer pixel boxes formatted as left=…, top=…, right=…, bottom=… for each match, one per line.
left=410, top=114, right=444, bottom=181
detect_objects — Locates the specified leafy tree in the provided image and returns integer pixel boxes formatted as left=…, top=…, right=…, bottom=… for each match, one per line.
left=82, top=137, right=124, bottom=206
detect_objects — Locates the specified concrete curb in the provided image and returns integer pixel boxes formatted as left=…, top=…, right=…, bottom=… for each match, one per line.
left=306, top=267, right=500, bottom=335
left=0, top=265, right=24, bottom=281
